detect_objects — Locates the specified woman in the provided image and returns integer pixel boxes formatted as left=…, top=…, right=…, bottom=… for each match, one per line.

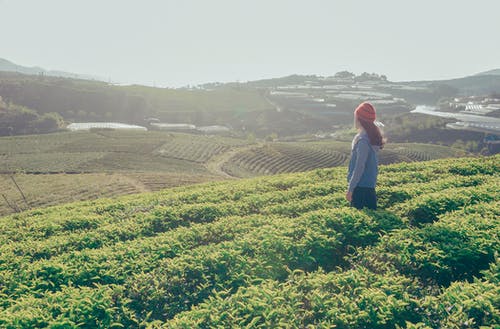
left=346, top=102, right=385, bottom=210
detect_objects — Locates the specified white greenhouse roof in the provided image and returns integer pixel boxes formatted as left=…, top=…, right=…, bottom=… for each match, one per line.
left=67, top=122, right=147, bottom=131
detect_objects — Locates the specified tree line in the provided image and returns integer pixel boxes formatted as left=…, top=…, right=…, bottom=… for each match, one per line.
left=0, top=96, right=64, bottom=136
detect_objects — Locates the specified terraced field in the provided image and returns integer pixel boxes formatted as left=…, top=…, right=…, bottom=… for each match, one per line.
left=0, top=131, right=247, bottom=216
left=0, top=172, right=221, bottom=216
left=153, top=134, right=247, bottom=163
left=0, top=131, right=469, bottom=216
left=390, top=143, right=467, bottom=161
left=0, top=131, right=249, bottom=174
left=222, top=143, right=349, bottom=177
left=223, top=141, right=467, bottom=177
left=0, top=155, right=498, bottom=328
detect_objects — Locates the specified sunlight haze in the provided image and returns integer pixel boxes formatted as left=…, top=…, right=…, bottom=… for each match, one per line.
left=1, top=0, right=499, bottom=86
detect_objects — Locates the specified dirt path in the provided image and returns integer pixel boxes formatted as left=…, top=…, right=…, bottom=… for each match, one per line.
left=264, top=94, right=282, bottom=112
left=117, top=174, right=151, bottom=193
left=205, top=144, right=260, bottom=178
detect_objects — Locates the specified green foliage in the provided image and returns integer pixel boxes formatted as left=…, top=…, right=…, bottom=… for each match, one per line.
left=167, top=267, right=419, bottom=329
left=223, top=141, right=465, bottom=178
left=359, top=202, right=499, bottom=286
left=0, top=130, right=254, bottom=173
left=0, top=73, right=271, bottom=129
left=390, top=182, right=497, bottom=225
left=0, top=100, right=63, bottom=136
left=0, top=155, right=498, bottom=328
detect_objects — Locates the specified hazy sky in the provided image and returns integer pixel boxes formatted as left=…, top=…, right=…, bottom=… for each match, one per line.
left=1, top=0, right=499, bottom=87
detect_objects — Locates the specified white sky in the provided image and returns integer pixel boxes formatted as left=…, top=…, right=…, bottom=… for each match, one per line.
left=1, top=0, right=499, bottom=87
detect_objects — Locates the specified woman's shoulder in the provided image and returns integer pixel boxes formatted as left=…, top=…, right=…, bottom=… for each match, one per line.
left=352, top=132, right=369, bottom=145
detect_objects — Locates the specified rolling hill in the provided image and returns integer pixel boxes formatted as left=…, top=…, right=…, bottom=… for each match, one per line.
left=0, top=58, right=102, bottom=81
left=2, top=61, right=500, bottom=138
left=476, top=69, right=500, bottom=76
left=0, top=155, right=498, bottom=328
left=0, top=71, right=273, bottom=131
left=0, top=131, right=248, bottom=216
left=0, top=130, right=469, bottom=216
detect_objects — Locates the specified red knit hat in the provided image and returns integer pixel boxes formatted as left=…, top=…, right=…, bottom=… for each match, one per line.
left=354, top=102, right=376, bottom=122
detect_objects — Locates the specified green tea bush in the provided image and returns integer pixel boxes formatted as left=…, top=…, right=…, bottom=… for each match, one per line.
left=1, top=215, right=271, bottom=303
left=420, top=259, right=500, bottom=328
left=125, top=208, right=397, bottom=322
left=390, top=183, right=497, bottom=225
left=166, top=267, right=420, bottom=329
left=0, top=155, right=497, bottom=328
left=0, top=285, right=128, bottom=329
left=359, top=203, right=499, bottom=286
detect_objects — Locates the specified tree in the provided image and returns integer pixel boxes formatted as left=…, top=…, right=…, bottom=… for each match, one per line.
left=334, top=71, right=355, bottom=80
left=0, top=102, right=63, bottom=136
left=35, top=112, right=64, bottom=132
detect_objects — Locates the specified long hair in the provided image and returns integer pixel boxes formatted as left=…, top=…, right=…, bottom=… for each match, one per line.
left=357, top=117, right=386, bottom=148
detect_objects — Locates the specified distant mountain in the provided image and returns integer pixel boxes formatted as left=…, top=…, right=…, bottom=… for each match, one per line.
left=431, top=74, right=500, bottom=95
left=0, top=58, right=104, bottom=81
left=475, top=69, right=500, bottom=76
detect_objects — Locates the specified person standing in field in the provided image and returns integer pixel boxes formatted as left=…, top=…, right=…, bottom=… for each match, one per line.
left=346, top=102, right=385, bottom=210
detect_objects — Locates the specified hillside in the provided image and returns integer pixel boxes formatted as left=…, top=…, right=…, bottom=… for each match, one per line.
left=0, top=155, right=498, bottom=328
left=2, top=66, right=500, bottom=138
left=0, top=71, right=272, bottom=131
left=0, top=131, right=248, bottom=215
left=0, top=58, right=101, bottom=81
left=0, top=131, right=468, bottom=216
left=476, top=69, right=500, bottom=76
left=222, top=141, right=467, bottom=178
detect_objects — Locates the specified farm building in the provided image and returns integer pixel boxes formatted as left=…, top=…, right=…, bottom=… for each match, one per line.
left=150, top=123, right=196, bottom=131
left=197, top=125, right=231, bottom=133
left=67, top=122, right=148, bottom=131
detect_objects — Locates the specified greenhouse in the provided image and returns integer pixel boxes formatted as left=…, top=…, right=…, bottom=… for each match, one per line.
left=67, top=122, right=148, bottom=131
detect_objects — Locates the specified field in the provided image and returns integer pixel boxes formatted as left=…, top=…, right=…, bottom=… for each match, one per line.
left=222, top=141, right=467, bottom=177
left=0, top=172, right=221, bottom=216
left=0, top=130, right=249, bottom=173
left=0, top=131, right=469, bottom=217
left=0, top=131, right=246, bottom=216
left=0, top=155, right=498, bottom=328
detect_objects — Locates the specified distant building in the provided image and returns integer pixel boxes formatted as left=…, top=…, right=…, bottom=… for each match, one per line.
left=67, top=122, right=147, bottom=131
left=150, top=123, right=196, bottom=131
left=197, top=125, right=231, bottom=133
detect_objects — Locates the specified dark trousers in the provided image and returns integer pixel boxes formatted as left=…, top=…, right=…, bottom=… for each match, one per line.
left=351, top=186, right=377, bottom=210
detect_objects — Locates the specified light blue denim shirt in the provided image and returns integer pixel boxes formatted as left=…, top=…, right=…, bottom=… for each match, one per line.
left=347, top=131, right=380, bottom=193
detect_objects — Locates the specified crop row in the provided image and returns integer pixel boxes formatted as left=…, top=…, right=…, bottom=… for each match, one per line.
left=226, top=144, right=355, bottom=176
left=0, top=200, right=258, bottom=268
left=0, top=155, right=497, bottom=328
left=1, top=156, right=495, bottom=248
left=154, top=140, right=229, bottom=163
left=0, top=172, right=216, bottom=217
left=388, top=181, right=498, bottom=225
left=0, top=131, right=168, bottom=156
left=164, top=200, right=500, bottom=328
left=0, top=214, right=271, bottom=306
left=166, top=259, right=499, bottom=329
left=0, top=207, right=403, bottom=327
left=389, top=143, right=464, bottom=162
left=358, top=201, right=500, bottom=284
left=0, top=131, right=248, bottom=174
left=223, top=142, right=468, bottom=178
left=0, top=132, right=91, bottom=155
left=2, top=196, right=497, bottom=327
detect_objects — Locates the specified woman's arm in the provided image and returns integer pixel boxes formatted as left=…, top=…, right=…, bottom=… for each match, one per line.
left=347, top=139, right=370, bottom=193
